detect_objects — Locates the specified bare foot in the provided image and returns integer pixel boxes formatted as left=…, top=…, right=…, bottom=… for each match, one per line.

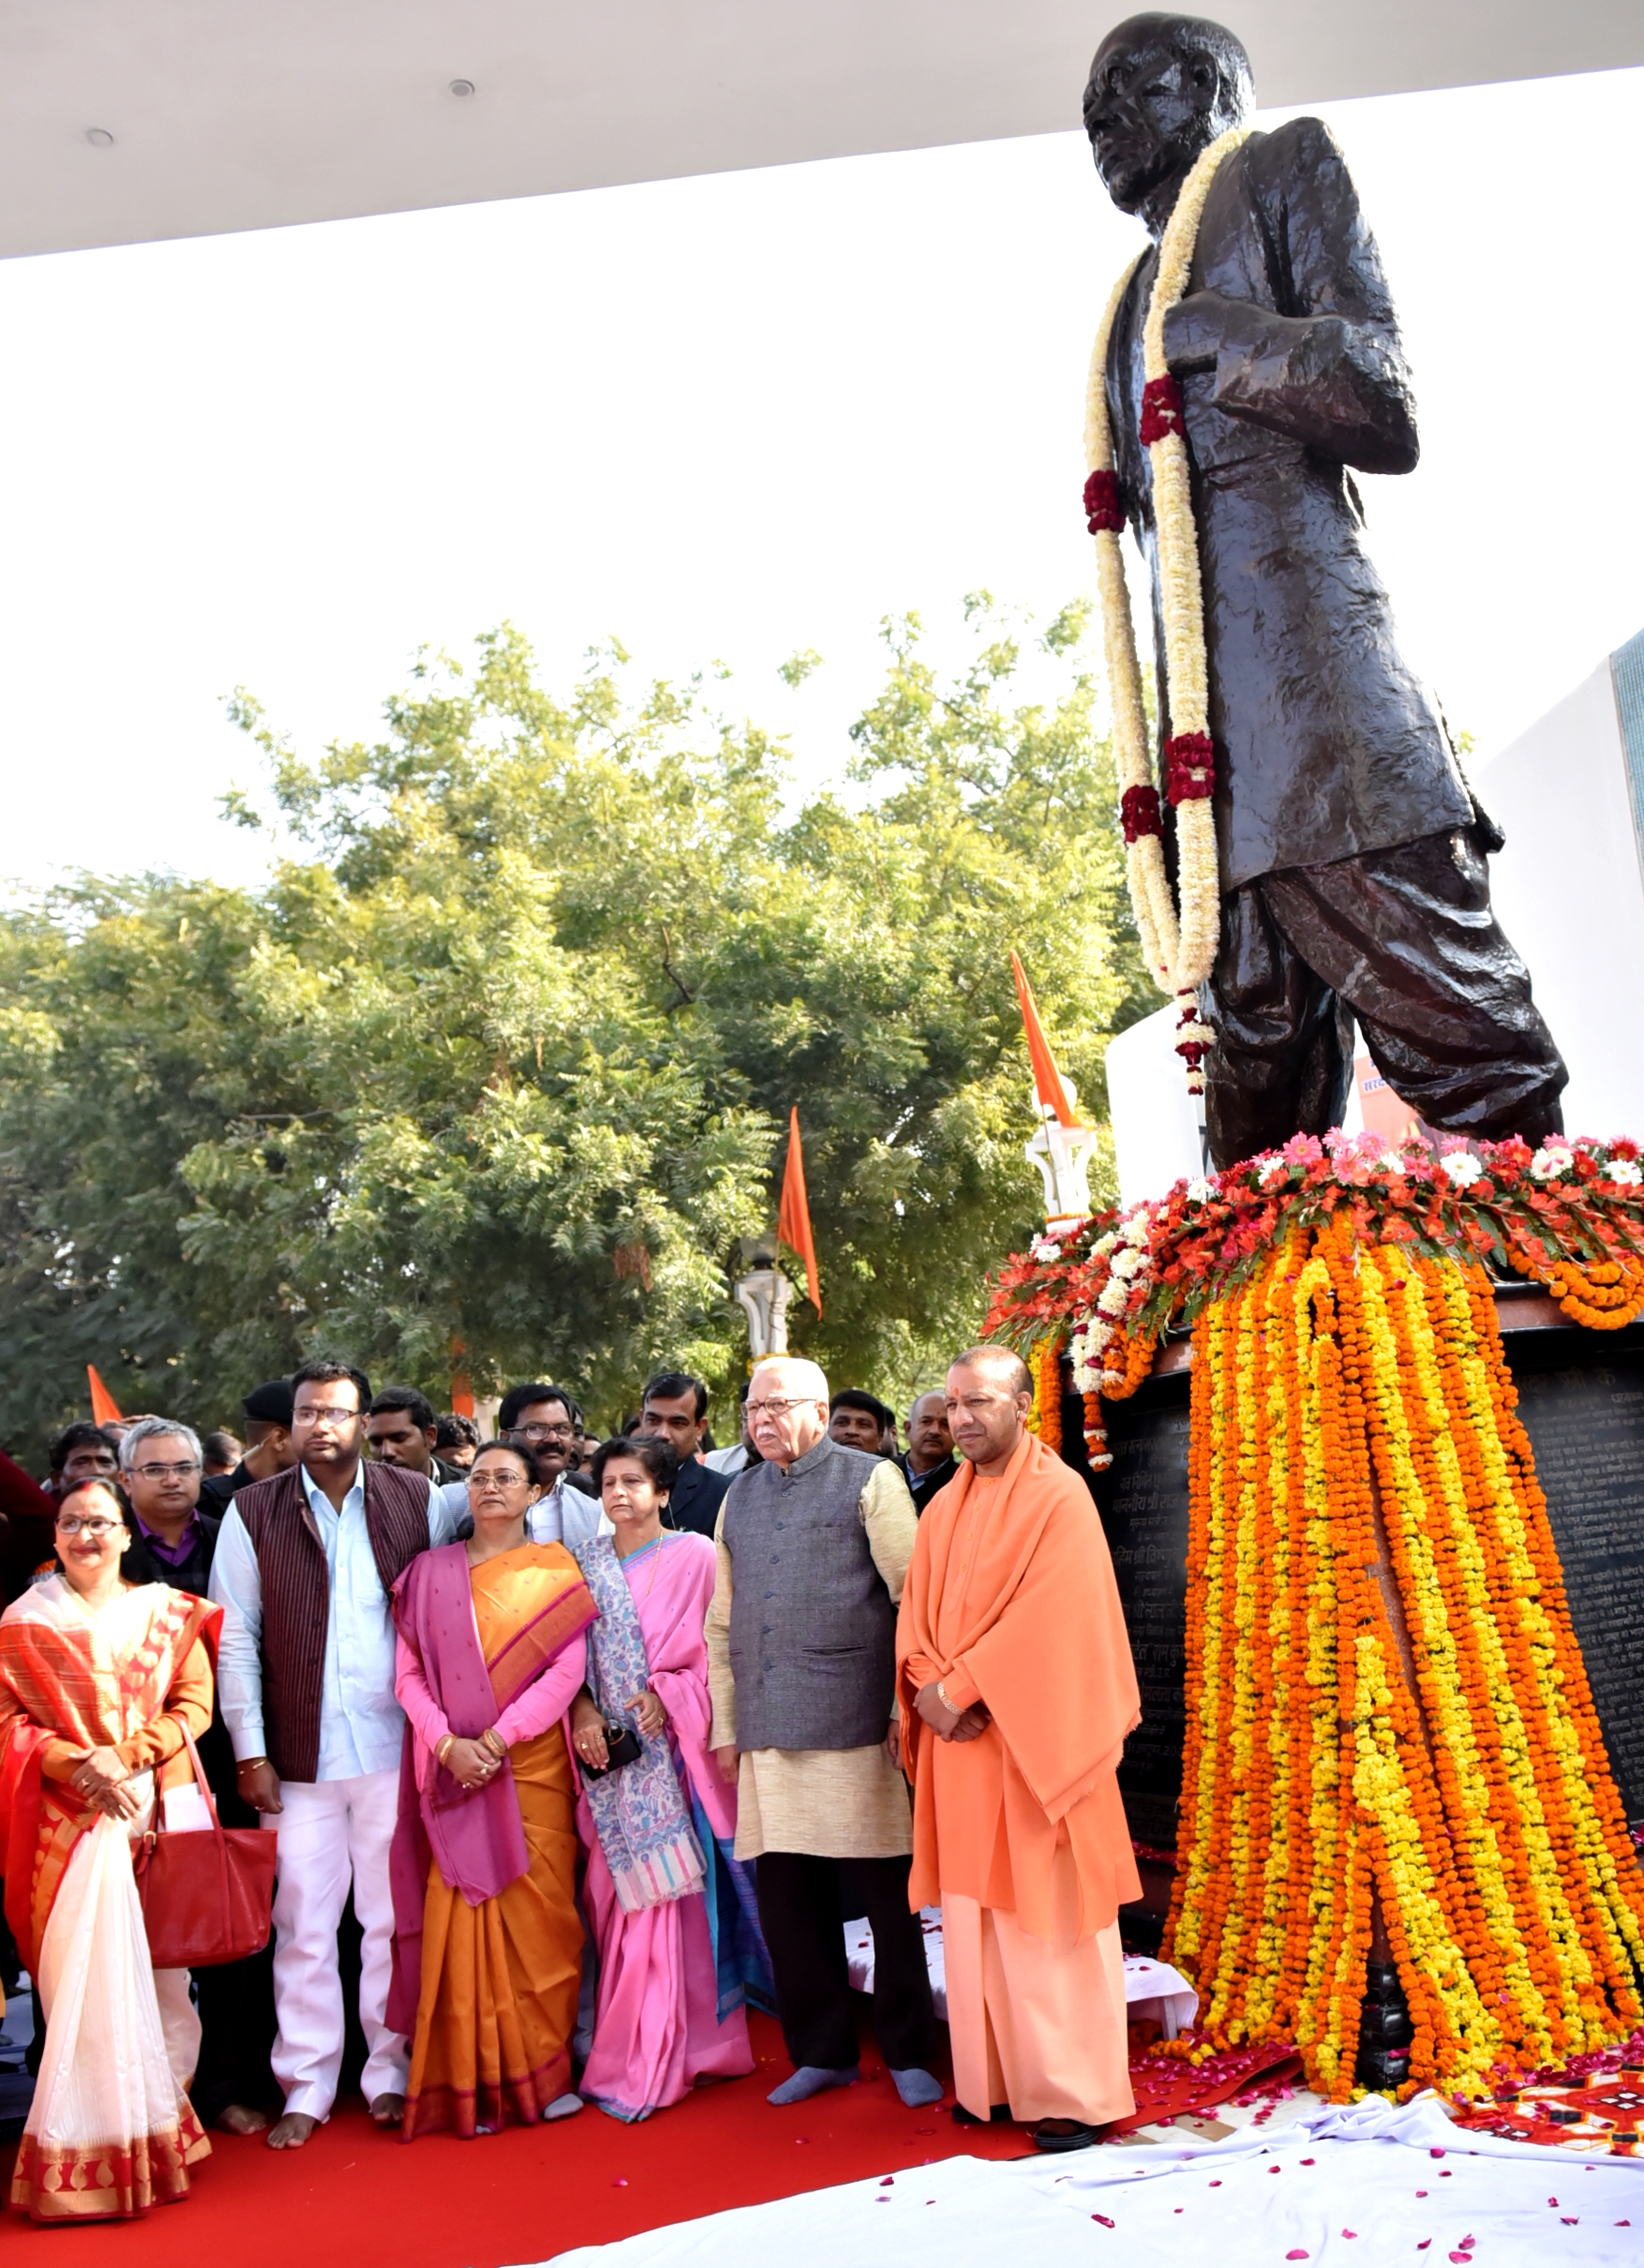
left=266, top=2111, right=319, bottom=2150
left=216, top=2102, right=270, bottom=2135
left=368, top=2093, right=406, bottom=2126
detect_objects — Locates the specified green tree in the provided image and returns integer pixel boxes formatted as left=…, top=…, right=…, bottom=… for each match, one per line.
left=0, top=600, right=1147, bottom=1460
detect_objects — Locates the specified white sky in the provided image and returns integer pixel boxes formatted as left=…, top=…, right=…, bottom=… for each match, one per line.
left=3, top=64, right=1641, bottom=891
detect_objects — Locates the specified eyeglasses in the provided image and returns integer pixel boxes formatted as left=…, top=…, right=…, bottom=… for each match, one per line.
left=743, top=1397, right=815, bottom=1419
left=512, top=1423, right=573, bottom=1442
left=468, top=1470, right=531, bottom=1493
left=56, top=1515, right=120, bottom=1539
left=132, top=1461, right=201, bottom=1481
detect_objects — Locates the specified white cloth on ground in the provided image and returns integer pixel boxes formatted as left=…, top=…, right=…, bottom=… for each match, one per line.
left=538, top=2093, right=1644, bottom=2268
left=843, top=1908, right=1199, bottom=2037
left=265, top=1766, right=408, bottom=2119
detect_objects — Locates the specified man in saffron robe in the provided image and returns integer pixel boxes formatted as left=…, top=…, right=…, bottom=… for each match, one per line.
left=897, top=1345, right=1142, bottom=2150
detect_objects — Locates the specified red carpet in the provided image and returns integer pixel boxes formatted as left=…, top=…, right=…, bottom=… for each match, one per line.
left=1, top=2015, right=1033, bottom=2265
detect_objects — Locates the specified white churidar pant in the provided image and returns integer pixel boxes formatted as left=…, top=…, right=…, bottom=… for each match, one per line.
left=266, top=1768, right=408, bottom=2120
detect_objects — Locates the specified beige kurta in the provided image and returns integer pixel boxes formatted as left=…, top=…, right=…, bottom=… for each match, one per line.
left=707, top=1457, right=917, bottom=1860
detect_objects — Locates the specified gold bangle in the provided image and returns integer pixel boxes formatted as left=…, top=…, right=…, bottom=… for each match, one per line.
left=436, top=1734, right=456, bottom=1768
left=480, top=1727, right=506, bottom=1761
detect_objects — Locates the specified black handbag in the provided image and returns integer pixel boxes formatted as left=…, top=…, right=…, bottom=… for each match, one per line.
left=577, top=1723, right=642, bottom=1782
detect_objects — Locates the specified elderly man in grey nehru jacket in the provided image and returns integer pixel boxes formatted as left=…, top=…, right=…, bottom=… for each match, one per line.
left=708, top=1354, right=941, bottom=2108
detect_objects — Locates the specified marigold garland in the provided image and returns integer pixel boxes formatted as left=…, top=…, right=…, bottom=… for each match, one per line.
left=1028, top=1335, right=1063, bottom=1456
left=983, top=1129, right=1644, bottom=2103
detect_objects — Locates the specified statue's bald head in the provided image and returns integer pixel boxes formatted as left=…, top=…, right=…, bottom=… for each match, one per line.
left=1084, top=14, right=1254, bottom=224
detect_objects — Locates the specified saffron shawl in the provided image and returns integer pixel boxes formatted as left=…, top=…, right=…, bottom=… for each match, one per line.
left=0, top=1576, right=219, bottom=1971
left=574, top=1535, right=705, bottom=1913
left=896, top=1429, right=1143, bottom=1937
left=387, top=1541, right=595, bottom=2034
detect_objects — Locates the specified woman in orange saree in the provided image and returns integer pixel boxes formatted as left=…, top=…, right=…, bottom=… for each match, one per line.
left=387, top=1440, right=598, bottom=2138
left=0, top=1478, right=218, bottom=2222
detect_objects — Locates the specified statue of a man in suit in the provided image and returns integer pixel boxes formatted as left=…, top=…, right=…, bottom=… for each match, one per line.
left=1085, top=13, right=1566, bottom=1168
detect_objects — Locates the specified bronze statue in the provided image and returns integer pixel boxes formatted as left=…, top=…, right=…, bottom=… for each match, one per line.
left=1084, top=13, right=1565, bottom=1168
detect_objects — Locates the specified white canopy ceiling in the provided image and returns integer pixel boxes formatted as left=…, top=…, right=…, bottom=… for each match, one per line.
left=6, top=0, right=1641, bottom=259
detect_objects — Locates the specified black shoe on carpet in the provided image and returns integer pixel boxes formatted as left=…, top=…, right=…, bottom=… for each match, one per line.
left=1029, top=2118, right=1098, bottom=2153
left=951, top=2103, right=1012, bottom=2126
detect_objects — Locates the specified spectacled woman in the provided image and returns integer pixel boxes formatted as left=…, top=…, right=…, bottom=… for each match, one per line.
left=0, top=1477, right=218, bottom=2221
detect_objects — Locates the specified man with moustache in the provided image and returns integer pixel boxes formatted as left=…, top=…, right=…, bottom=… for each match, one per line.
left=706, top=1355, right=940, bottom=2109
left=210, top=1357, right=458, bottom=2148
left=899, top=1391, right=957, bottom=1516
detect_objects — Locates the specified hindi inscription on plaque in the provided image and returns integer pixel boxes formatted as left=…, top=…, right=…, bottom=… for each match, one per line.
left=1505, top=1334, right=1644, bottom=1828
left=1072, top=1313, right=1644, bottom=1893
left=1088, top=1369, right=1192, bottom=1854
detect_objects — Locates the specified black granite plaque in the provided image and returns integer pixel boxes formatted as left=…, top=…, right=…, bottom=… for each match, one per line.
left=1504, top=1332, right=1644, bottom=1828
left=1086, top=1369, right=1192, bottom=1851
left=1068, top=1318, right=1644, bottom=1865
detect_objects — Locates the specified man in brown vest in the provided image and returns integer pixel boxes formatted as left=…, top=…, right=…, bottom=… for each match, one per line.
left=209, top=1357, right=457, bottom=2148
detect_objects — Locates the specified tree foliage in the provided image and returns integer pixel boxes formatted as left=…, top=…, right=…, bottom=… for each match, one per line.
left=0, top=600, right=1148, bottom=1456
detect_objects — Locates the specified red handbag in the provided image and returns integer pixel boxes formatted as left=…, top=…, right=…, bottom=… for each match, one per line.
left=132, top=1724, right=276, bottom=1968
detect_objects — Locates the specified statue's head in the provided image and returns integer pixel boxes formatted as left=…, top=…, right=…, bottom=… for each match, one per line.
left=1084, top=13, right=1255, bottom=219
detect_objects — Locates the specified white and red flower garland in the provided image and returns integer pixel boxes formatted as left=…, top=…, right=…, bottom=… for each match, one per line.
left=1083, top=126, right=1249, bottom=1092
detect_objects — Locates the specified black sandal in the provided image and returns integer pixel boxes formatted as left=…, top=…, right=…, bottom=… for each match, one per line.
left=1029, top=2117, right=1099, bottom=2152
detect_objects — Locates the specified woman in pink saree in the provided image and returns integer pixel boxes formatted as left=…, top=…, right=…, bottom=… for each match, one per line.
left=568, top=1437, right=770, bottom=2122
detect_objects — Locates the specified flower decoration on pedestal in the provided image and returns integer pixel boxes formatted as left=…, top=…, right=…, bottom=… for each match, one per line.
left=983, top=1130, right=1644, bottom=2102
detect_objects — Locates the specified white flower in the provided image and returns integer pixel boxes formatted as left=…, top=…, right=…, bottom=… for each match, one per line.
left=1110, top=1246, right=1146, bottom=1281
left=1098, top=1277, right=1129, bottom=1317
left=1531, top=1145, right=1575, bottom=1182
left=1121, top=1208, right=1152, bottom=1247
left=1377, top=1153, right=1408, bottom=1175
left=1092, top=1231, right=1119, bottom=1260
left=1606, top=1156, right=1643, bottom=1186
left=1185, top=1176, right=1216, bottom=1206
left=1439, top=1150, right=1486, bottom=1187
left=1032, top=1241, right=1062, bottom=1262
left=1258, top=1156, right=1287, bottom=1186
left=1086, top=1321, right=1113, bottom=1351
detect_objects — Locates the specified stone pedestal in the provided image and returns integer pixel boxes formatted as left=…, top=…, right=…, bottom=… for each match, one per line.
left=1080, top=1289, right=1644, bottom=1952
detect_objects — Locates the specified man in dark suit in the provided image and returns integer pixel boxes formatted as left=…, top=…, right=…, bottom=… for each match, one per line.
left=1084, top=13, right=1565, bottom=1168
left=899, top=1391, right=958, bottom=1516
left=636, top=1369, right=732, bottom=1539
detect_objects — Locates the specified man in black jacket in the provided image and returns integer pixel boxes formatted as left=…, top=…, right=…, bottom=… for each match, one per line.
left=1084, top=13, right=1565, bottom=1167
left=636, top=1369, right=731, bottom=1539
left=200, top=1379, right=297, bottom=1514
left=118, top=1415, right=277, bottom=2135
left=899, top=1392, right=958, bottom=1515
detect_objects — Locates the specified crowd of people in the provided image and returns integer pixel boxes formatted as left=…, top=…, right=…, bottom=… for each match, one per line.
left=0, top=1342, right=1142, bottom=2224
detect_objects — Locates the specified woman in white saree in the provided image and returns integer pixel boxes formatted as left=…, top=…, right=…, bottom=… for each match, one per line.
left=0, top=1477, right=217, bottom=2221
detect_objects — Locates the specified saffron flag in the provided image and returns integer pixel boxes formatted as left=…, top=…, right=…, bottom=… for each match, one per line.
left=776, top=1108, right=822, bottom=1316
left=86, top=1365, right=123, bottom=1425
left=1009, top=950, right=1077, bottom=1128
left=449, top=1336, right=475, bottom=1422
